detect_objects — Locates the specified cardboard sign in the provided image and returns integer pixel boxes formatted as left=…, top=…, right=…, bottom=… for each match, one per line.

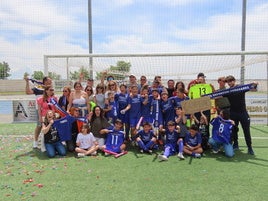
left=181, top=96, right=211, bottom=114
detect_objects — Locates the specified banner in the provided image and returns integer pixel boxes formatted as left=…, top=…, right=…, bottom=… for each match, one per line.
left=13, top=100, right=37, bottom=122
left=204, top=83, right=257, bottom=99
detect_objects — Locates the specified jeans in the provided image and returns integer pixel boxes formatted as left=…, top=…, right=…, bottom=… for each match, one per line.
left=45, top=141, right=66, bottom=158
left=208, top=138, right=234, bottom=158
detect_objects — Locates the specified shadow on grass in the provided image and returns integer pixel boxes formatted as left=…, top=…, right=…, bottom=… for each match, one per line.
left=14, top=148, right=76, bottom=161
left=203, top=147, right=268, bottom=168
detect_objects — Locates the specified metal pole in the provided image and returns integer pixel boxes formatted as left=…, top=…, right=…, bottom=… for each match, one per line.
left=88, top=0, right=93, bottom=79
left=240, top=0, right=247, bottom=84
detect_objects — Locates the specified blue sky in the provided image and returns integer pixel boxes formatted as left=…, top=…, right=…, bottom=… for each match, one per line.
left=1, top=0, right=268, bottom=79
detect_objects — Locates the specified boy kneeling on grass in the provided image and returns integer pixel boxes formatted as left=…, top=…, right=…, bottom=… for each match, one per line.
left=75, top=124, right=99, bottom=157
left=208, top=109, right=234, bottom=158
left=183, top=124, right=203, bottom=158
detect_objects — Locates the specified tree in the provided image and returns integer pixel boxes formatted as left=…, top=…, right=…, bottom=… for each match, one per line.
left=32, top=71, right=44, bottom=80
left=0, top=61, right=11, bottom=79
left=96, top=60, right=131, bottom=80
left=69, top=66, right=90, bottom=81
left=48, top=71, right=61, bottom=80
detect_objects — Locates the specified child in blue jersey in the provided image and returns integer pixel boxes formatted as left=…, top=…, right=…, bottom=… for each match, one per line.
left=103, top=91, right=118, bottom=125
left=140, top=86, right=152, bottom=123
left=209, top=109, right=234, bottom=157
left=115, top=84, right=131, bottom=141
left=122, top=85, right=144, bottom=139
left=172, top=88, right=190, bottom=108
left=134, top=122, right=157, bottom=154
left=100, top=119, right=126, bottom=154
left=183, top=124, right=203, bottom=158
left=158, top=121, right=185, bottom=161
left=160, top=91, right=175, bottom=127
left=75, top=124, right=99, bottom=157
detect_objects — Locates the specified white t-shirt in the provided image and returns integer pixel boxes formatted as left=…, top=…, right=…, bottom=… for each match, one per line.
left=76, top=132, right=96, bottom=149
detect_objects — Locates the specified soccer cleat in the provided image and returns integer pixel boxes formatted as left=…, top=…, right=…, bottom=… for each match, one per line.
left=77, top=153, right=85, bottom=157
left=158, top=155, right=168, bottom=161
left=148, top=149, right=153, bottom=154
left=91, top=151, right=97, bottom=156
left=248, top=147, right=255, bottom=155
left=194, top=153, right=201, bottom=158
left=140, top=149, right=144, bottom=153
left=177, top=153, right=185, bottom=160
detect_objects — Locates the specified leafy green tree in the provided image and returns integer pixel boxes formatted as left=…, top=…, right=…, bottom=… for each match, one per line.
left=69, top=66, right=90, bottom=81
left=0, top=61, right=11, bottom=79
left=32, top=71, right=44, bottom=80
left=96, top=60, right=131, bottom=80
left=48, top=71, right=61, bottom=80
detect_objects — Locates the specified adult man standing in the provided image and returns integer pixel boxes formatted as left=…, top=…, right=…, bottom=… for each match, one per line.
left=25, top=76, right=52, bottom=148
left=224, top=75, right=257, bottom=155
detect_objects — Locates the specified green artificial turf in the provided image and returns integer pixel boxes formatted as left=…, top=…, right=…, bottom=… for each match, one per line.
left=0, top=123, right=267, bottom=201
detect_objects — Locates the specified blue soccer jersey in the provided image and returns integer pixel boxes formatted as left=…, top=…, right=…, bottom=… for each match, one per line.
left=129, top=94, right=142, bottom=127
left=172, top=95, right=189, bottom=108
left=105, top=129, right=125, bottom=153
left=161, top=98, right=175, bottom=126
left=104, top=100, right=118, bottom=124
left=149, top=96, right=163, bottom=127
left=141, top=95, right=152, bottom=123
left=115, top=92, right=130, bottom=123
left=135, top=130, right=156, bottom=143
left=53, top=115, right=76, bottom=141
left=185, top=132, right=202, bottom=147
left=211, top=116, right=233, bottom=144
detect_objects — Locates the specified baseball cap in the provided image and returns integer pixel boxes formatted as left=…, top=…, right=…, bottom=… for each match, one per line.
left=197, top=72, right=206, bottom=78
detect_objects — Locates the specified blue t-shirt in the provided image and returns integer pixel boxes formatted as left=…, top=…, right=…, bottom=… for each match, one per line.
left=211, top=116, right=233, bottom=144
left=185, top=132, right=202, bottom=147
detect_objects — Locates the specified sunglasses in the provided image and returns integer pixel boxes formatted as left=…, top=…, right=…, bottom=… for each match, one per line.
left=49, top=89, right=54, bottom=91
left=86, top=89, right=92, bottom=91
left=63, top=90, right=68, bottom=92
left=109, top=84, right=115, bottom=86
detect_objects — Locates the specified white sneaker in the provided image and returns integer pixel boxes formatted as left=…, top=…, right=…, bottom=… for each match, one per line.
left=33, top=141, right=38, bottom=148
left=212, top=149, right=219, bottom=154
left=194, top=153, right=201, bottom=158
left=177, top=152, right=185, bottom=160
left=158, top=155, right=168, bottom=161
left=77, top=153, right=85, bottom=157
left=91, top=151, right=97, bottom=156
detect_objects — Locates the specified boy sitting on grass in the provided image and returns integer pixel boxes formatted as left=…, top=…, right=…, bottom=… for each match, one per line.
left=158, top=121, right=184, bottom=161
left=183, top=124, right=203, bottom=158
left=100, top=119, right=127, bottom=155
left=133, top=121, right=157, bottom=154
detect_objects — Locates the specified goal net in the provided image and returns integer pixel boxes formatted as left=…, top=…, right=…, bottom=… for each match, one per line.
left=44, top=51, right=268, bottom=89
